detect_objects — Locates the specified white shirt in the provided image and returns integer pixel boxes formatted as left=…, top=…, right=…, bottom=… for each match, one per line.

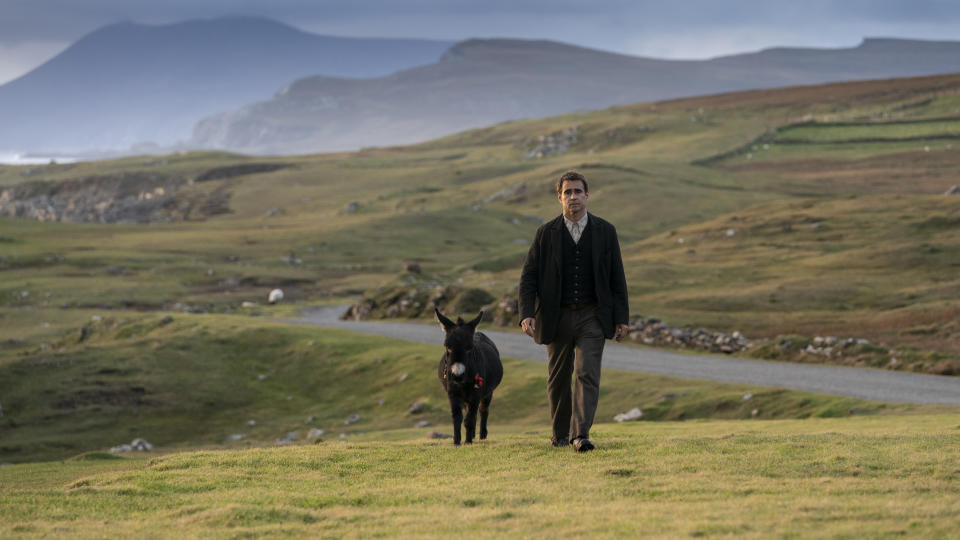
left=564, top=213, right=589, bottom=244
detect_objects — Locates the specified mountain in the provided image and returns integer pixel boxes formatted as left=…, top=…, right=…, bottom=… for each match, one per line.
left=191, top=37, right=960, bottom=154
left=0, top=17, right=452, bottom=154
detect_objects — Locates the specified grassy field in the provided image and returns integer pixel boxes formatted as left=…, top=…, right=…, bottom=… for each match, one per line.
left=6, top=314, right=942, bottom=464
left=2, top=72, right=960, bottom=537
left=2, top=414, right=959, bottom=538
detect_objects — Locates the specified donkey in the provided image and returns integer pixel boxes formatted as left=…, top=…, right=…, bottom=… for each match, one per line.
left=435, top=308, right=503, bottom=445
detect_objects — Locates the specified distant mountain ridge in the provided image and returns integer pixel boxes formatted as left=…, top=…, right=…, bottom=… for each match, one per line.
left=0, top=16, right=452, bottom=154
left=191, top=37, right=960, bottom=154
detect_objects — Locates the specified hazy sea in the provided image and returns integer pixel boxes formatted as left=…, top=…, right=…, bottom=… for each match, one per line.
left=0, top=152, right=79, bottom=165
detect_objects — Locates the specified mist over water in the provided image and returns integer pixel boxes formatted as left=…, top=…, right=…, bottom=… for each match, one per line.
left=0, top=152, right=79, bottom=165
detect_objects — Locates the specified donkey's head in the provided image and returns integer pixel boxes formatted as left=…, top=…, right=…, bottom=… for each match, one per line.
left=436, top=308, right=483, bottom=384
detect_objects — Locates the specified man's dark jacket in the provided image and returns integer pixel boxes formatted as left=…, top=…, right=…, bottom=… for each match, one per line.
left=518, top=213, right=629, bottom=345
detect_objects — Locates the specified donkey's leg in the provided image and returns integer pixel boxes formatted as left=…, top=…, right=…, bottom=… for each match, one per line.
left=464, top=400, right=479, bottom=444
left=479, top=395, right=492, bottom=440
left=449, top=396, right=463, bottom=445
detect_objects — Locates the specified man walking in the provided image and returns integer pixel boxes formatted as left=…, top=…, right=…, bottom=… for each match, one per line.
left=518, top=170, right=629, bottom=452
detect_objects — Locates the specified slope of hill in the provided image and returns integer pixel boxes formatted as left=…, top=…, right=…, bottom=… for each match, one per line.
left=191, top=37, right=960, bottom=154
left=1, top=73, right=959, bottom=381
left=0, top=17, right=452, bottom=154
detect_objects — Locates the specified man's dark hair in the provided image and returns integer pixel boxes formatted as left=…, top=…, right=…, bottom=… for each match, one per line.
left=556, top=170, right=589, bottom=195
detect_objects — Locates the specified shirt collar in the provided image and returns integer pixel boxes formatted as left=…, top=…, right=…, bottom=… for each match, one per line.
left=563, top=212, right=589, bottom=230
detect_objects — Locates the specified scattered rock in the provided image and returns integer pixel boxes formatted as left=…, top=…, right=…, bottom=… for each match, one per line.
left=415, top=420, right=430, bottom=428
left=305, top=415, right=316, bottom=424
left=344, top=413, right=361, bottom=425
left=397, top=373, right=408, bottom=383
left=626, top=317, right=750, bottom=353
left=247, top=419, right=256, bottom=426
left=308, top=428, right=325, bottom=439
left=427, top=431, right=452, bottom=439
left=276, top=432, right=299, bottom=445
left=109, top=438, right=153, bottom=453
left=945, top=185, right=960, bottom=195
left=613, top=407, right=643, bottom=422
left=742, top=393, right=753, bottom=401
left=408, top=402, right=426, bottom=414
left=524, top=126, right=579, bottom=158
left=345, top=202, right=361, bottom=214
left=227, top=433, right=246, bottom=441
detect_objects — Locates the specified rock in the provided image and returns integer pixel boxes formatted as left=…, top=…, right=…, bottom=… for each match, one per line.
left=131, top=438, right=153, bottom=451
left=227, top=434, right=246, bottom=441
left=159, top=316, right=174, bottom=325
left=110, top=438, right=153, bottom=453
left=427, top=431, right=452, bottom=439
left=241, top=301, right=257, bottom=308
left=268, top=289, right=284, bottom=304
left=945, top=185, right=960, bottom=195
left=344, top=413, right=360, bottom=425
left=246, top=419, right=256, bottom=426
left=415, top=420, right=430, bottom=428
left=377, top=397, right=386, bottom=406
left=397, top=373, right=408, bottom=383
left=742, top=393, right=753, bottom=401
left=613, top=407, right=643, bottom=422
left=345, top=202, right=361, bottom=214
left=751, top=409, right=760, bottom=417
left=408, top=402, right=426, bottom=414
left=308, top=428, right=325, bottom=439
left=275, top=432, right=299, bottom=445
left=404, top=262, right=422, bottom=273
left=305, top=415, right=316, bottom=424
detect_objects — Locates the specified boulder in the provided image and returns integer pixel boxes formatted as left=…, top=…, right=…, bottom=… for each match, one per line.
left=613, top=407, right=643, bottom=422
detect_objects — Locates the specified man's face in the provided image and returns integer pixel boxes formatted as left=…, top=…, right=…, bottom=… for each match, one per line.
left=558, top=179, right=588, bottom=218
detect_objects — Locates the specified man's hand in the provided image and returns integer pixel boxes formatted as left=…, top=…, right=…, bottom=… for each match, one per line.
left=521, top=317, right=536, bottom=338
left=614, top=323, right=629, bottom=342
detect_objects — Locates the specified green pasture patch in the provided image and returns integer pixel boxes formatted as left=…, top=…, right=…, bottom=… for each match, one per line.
left=2, top=415, right=959, bottom=538
left=2, top=315, right=946, bottom=464
left=775, top=119, right=960, bottom=144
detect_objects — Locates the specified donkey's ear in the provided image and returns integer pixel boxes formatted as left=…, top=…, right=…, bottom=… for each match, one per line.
left=467, top=310, right=484, bottom=331
left=435, top=308, right=455, bottom=332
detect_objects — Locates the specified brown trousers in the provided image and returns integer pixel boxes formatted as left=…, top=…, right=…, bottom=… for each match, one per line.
left=546, top=305, right=605, bottom=444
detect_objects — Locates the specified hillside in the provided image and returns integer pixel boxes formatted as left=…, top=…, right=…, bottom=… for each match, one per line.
left=1, top=74, right=960, bottom=467
left=190, top=37, right=960, bottom=154
left=0, top=17, right=451, bottom=154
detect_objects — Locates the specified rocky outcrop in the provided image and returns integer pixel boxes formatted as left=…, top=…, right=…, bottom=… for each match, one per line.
left=524, top=127, right=579, bottom=158
left=341, top=270, right=495, bottom=321
left=626, top=317, right=750, bottom=354
left=0, top=170, right=237, bottom=223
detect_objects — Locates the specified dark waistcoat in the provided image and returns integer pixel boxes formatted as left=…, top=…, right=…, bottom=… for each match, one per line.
left=560, top=224, right=597, bottom=306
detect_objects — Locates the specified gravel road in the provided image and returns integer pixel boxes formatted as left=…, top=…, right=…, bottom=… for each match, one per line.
left=277, top=306, right=960, bottom=405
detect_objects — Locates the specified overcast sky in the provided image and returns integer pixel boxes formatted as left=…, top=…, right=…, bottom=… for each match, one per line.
left=2, top=0, right=959, bottom=85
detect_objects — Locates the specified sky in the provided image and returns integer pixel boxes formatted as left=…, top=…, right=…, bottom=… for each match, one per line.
left=2, top=0, right=960, bottom=85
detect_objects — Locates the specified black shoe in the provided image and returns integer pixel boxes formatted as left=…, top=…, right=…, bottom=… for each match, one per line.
left=572, top=438, right=595, bottom=452
left=551, top=438, right=569, bottom=447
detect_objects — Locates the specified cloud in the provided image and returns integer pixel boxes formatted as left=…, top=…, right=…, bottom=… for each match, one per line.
left=0, top=41, right=69, bottom=85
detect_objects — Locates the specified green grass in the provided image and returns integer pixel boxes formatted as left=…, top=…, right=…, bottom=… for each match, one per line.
left=2, top=414, right=959, bottom=538
left=775, top=119, right=960, bottom=143
left=6, top=314, right=941, bottom=464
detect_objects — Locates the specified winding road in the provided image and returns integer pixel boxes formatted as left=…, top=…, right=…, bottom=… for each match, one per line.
left=277, top=306, right=960, bottom=405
